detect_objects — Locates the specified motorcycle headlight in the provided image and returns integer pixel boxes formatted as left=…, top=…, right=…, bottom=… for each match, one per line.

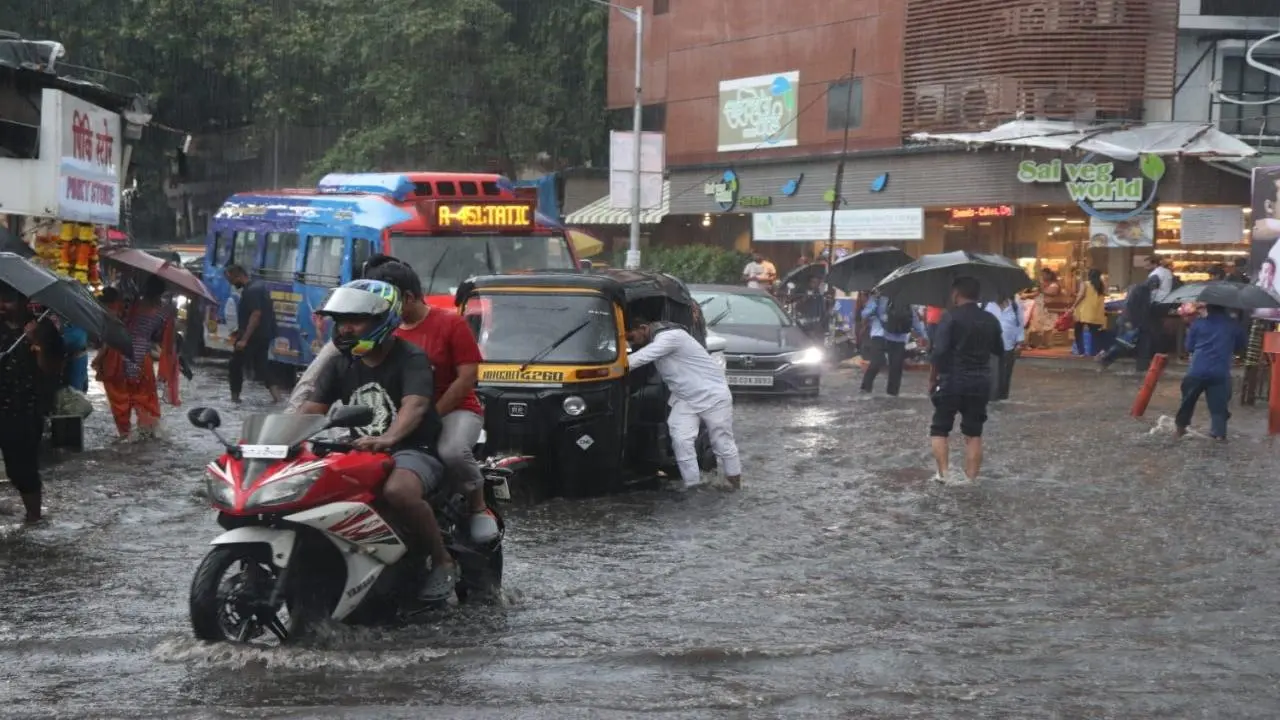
left=246, top=469, right=323, bottom=509
left=205, top=473, right=235, bottom=507
left=787, top=347, right=825, bottom=365
left=562, top=395, right=586, bottom=416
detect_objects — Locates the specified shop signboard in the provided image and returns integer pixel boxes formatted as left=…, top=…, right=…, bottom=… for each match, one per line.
left=1179, top=207, right=1244, bottom=244
left=1087, top=214, right=1154, bottom=248
left=718, top=71, right=799, bottom=153
left=608, top=130, right=665, bottom=210
left=1250, top=164, right=1280, bottom=318
left=56, top=90, right=122, bottom=225
left=752, top=208, right=924, bottom=242
left=950, top=205, right=1014, bottom=220
left=703, top=168, right=772, bottom=211
left=1017, top=154, right=1165, bottom=222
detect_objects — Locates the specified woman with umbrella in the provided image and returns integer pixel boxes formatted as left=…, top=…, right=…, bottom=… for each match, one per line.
left=93, top=276, right=172, bottom=438
left=0, top=282, right=65, bottom=523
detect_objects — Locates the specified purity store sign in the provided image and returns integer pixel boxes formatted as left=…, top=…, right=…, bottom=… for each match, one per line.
left=1017, top=155, right=1164, bottom=221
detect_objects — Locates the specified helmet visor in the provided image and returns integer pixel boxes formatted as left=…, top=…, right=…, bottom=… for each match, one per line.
left=318, top=286, right=392, bottom=317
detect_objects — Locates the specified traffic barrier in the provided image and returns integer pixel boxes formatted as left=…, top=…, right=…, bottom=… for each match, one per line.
left=1130, top=353, right=1168, bottom=418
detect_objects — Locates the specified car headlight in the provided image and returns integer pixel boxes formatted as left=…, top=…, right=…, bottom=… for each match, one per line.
left=712, top=352, right=727, bottom=369
left=205, top=474, right=235, bottom=507
left=563, top=395, right=586, bottom=416
left=174, top=295, right=189, bottom=309
left=788, top=347, right=825, bottom=365
left=246, top=469, right=323, bottom=509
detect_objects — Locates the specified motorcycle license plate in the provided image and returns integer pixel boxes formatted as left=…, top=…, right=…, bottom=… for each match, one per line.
left=491, top=478, right=511, bottom=501
left=240, top=444, right=290, bottom=459
left=477, top=428, right=487, bottom=444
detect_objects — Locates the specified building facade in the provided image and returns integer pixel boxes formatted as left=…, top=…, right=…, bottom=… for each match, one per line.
left=584, top=0, right=1256, bottom=292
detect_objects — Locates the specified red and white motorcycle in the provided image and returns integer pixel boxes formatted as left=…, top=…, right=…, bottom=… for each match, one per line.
left=186, top=405, right=508, bottom=645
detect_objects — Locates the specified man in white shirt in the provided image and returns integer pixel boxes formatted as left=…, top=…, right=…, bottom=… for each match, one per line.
left=1146, top=256, right=1174, bottom=301
left=626, top=318, right=742, bottom=490
left=983, top=297, right=1024, bottom=401
left=741, top=252, right=777, bottom=290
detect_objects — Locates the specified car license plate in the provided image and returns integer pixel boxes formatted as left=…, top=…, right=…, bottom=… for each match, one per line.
left=725, top=374, right=774, bottom=387
left=240, top=444, right=290, bottom=459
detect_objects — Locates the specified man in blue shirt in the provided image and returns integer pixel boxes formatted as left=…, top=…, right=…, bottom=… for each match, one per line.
left=982, top=295, right=1024, bottom=401
left=860, top=291, right=926, bottom=396
left=1176, top=304, right=1245, bottom=441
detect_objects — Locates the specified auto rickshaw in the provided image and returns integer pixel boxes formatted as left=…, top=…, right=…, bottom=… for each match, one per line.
left=456, top=268, right=714, bottom=502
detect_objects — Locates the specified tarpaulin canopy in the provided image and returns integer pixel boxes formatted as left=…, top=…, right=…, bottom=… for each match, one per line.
left=910, top=120, right=1260, bottom=162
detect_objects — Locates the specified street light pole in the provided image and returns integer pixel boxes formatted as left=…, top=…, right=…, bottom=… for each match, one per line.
left=626, top=6, right=644, bottom=270
left=587, top=0, right=645, bottom=269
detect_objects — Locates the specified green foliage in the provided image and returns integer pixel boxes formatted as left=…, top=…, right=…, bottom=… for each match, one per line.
left=3, top=0, right=611, bottom=232
left=636, top=245, right=752, bottom=285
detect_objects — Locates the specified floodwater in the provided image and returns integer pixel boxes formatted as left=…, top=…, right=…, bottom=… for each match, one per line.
left=3, top=361, right=1280, bottom=719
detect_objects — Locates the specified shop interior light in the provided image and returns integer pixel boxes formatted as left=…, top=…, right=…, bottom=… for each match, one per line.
left=1052, top=226, right=1062, bottom=233
left=1065, top=219, right=1085, bottom=224
left=701, top=214, right=712, bottom=227
left=1047, top=216, right=1068, bottom=222
left=1160, top=206, right=1183, bottom=213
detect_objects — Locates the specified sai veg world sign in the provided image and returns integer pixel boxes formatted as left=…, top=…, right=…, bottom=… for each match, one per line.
left=1016, top=154, right=1165, bottom=221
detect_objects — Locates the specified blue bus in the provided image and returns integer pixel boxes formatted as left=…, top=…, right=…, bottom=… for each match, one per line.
left=202, top=172, right=577, bottom=370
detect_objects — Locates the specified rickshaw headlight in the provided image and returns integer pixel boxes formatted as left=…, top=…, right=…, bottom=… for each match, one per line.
left=562, top=395, right=587, bottom=416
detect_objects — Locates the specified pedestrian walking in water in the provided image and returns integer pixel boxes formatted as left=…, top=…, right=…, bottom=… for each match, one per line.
left=94, top=277, right=168, bottom=438
left=982, top=294, right=1023, bottom=401
left=860, top=290, right=925, bottom=397
left=224, top=265, right=284, bottom=404
left=1176, top=304, right=1244, bottom=441
left=0, top=282, right=64, bottom=523
left=929, top=277, right=1004, bottom=485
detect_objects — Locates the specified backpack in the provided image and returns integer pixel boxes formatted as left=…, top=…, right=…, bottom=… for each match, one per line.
left=882, top=301, right=914, bottom=335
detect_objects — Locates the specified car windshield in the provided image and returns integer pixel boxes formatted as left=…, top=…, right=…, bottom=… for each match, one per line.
left=463, top=293, right=618, bottom=364
left=238, top=413, right=330, bottom=446
left=390, top=234, right=574, bottom=296
left=694, top=291, right=791, bottom=327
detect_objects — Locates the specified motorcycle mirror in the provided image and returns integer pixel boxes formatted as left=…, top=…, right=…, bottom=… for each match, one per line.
left=327, top=404, right=374, bottom=429
left=187, top=406, right=221, bottom=430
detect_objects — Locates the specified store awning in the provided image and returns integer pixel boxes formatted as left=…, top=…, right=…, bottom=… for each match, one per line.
left=911, top=120, right=1260, bottom=161
left=564, top=181, right=670, bottom=225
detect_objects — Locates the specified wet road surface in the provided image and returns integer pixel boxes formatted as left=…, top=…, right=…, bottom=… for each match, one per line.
left=3, top=361, right=1280, bottom=718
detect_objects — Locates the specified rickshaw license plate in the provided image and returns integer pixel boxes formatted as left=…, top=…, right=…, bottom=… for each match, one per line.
left=726, top=375, right=774, bottom=387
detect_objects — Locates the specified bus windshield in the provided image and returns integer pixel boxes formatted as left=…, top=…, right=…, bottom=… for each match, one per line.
left=389, top=234, right=574, bottom=296
left=464, top=293, right=618, bottom=364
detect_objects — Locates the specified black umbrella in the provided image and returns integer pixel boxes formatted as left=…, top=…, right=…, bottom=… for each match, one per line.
left=0, top=252, right=132, bottom=353
left=826, top=247, right=913, bottom=292
left=1159, top=281, right=1280, bottom=310
left=0, top=227, right=34, bottom=258
left=874, top=250, right=1033, bottom=307
left=779, top=262, right=826, bottom=291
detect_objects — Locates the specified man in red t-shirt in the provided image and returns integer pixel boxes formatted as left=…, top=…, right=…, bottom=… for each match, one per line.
left=365, top=261, right=498, bottom=543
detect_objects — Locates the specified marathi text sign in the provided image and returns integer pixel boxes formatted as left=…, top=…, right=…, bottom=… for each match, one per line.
left=718, top=72, right=799, bottom=153
left=57, top=90, right=122, bottom=225
left=752, top=208, right=924, bottom=242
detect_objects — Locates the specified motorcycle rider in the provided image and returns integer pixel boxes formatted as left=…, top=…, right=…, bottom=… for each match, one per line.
left=296, top=279, right=458, bottom=601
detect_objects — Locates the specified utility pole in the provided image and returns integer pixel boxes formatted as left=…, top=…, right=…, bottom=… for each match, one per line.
left=825, top=49, right=857, bottom=266
left=625, top=5, right=644, bottom=270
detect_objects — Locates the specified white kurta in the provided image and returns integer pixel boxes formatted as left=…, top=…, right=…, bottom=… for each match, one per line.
left=628, top=328, right=741, bottom=485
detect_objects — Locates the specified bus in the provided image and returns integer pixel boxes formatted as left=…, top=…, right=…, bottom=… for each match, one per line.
left=201, top=171, right=578, bottom=369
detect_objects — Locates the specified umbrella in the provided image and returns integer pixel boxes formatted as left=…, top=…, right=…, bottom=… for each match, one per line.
left=565, top=228, right=604, bottom=258
left=0, top=252, right=132, bottom=353
left=779, top=262, right=827, bottom=291
left=101, top=247, right=216, bottom=302
left=874, top=250, right=1033, bottom=307
left=826, top=247, right=913, bottom=292
left=0, top=227, right=33, bottom=258
left=1158, top=281, right=1280, bottom=310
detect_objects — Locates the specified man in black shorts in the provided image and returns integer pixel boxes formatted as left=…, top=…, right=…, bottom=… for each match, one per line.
left=929, top=276, right=1004, bottom=485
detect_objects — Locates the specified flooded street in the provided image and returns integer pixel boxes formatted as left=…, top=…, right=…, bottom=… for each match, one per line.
left=3, top=361, right=1280, bottom=718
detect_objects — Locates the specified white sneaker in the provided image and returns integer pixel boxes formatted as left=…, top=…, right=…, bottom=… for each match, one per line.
left=469, top=511, right=500, bottom=543
left=931, top=471, right=949, bottom=485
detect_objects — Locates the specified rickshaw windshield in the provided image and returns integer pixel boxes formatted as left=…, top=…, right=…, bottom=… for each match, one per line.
left=465, top=293, right=619, bottom=364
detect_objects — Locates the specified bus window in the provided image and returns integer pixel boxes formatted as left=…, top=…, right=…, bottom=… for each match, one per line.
left=261, top=232, right=299, bottom=280
left=212, top=232, right=233, bottom=266
left=302, top=235, right=344, bottom=284
left=437, top=181, right=457, bottom=196
left=232, top=231, right=258, bottom=268
left=351, top=237, right=372, bottom=279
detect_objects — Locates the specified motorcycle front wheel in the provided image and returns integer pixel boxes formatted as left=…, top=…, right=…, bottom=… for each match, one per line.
left=190, top=544, right=311, bottom=645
